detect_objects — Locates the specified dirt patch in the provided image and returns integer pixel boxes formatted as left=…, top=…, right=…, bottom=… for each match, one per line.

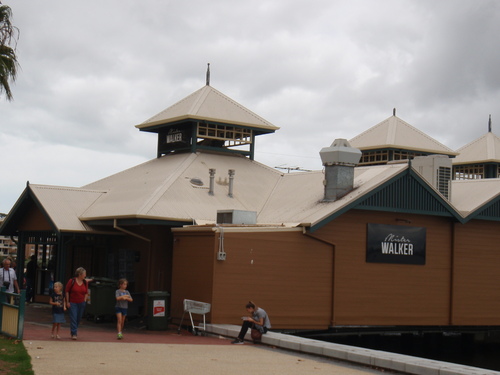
left=0, top=359, right=17, bottom=374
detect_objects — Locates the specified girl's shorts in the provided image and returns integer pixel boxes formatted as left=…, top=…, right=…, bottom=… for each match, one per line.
left=53, top=313, right=66, bottom=324
left=115, top=307, right=128, bottom=316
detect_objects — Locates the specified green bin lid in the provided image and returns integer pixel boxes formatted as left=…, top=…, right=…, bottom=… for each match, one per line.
left=92, top=277, right=117, bottom=285
left=147, top=291, right=170, bottom=296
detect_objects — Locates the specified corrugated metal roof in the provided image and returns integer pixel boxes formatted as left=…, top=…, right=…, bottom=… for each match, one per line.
left=258, top=164, right=408, bottom=227
left=81, top=152, right=285, bottom=222
left=136, top=85, right=279, bottom=132
left=453, top=131, right=500, bottom=165
left=450, top=178, right=500, bottom=215
left=350, top=115, right=458, bottom=156
left=29, top=185, right=106, bottom=232
left=22, top=152, right=500, bottom=232
left=28, top=150, right=412, bottom=231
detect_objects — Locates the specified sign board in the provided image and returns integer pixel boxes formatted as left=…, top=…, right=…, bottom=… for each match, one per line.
left=153, top=300, right=166, bottom=317
left=158, top=127, right=191, bottom=153
left=366, top=223, right=426, bottom=265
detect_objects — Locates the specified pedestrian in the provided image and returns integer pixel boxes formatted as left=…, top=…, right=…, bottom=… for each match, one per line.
left=65, top=267, right=89, bottom=340
left=49, top=281, right=66, bottom=339
left=115, top=278, right=133, bottom=340
left=25, top=255, right=37, bottom=303
left=231, top=301, right=271, bottom=344
left=1, top=258, right=20, bottom=298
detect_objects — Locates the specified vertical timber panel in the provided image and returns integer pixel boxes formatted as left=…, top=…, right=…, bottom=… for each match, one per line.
left=314, top=210, right=452, bottom=326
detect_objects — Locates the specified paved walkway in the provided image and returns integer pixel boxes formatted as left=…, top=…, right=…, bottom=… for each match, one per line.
left=22, top=303, right=500, bottom=375
left=22, top=304, right=387, bottom=375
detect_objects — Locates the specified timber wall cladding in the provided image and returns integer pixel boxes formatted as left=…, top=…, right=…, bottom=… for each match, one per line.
left=452, top=220, right=500, bottom=325
left=170, top=232, right=216, bottom=322
left=314, top=210, right=452, bottom=326
left=211, top=231, right=333, bottom=329
left=19, top=202, right=52, bottom=231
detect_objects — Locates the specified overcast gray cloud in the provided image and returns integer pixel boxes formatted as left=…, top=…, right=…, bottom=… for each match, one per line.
left=1, top=0, right=499, bottom=213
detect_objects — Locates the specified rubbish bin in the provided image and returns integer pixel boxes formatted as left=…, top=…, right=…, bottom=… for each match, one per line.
left=85, top=277, right=117, bottom=322
left=147, top=291, right=169, bottom=330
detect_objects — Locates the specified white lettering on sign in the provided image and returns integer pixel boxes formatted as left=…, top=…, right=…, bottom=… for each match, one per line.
left=381, top=242, right=414, bottom=255
left=166, top=132, right=182, bottom=143
left=153, top=300, right=165, bottom=317
left=384, top=234, right=411, bottom=243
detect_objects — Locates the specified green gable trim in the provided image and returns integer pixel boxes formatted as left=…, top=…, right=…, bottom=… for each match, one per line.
left=356, top=170, right=457, bottom=216
left=309, top=168, right=462, bottom=232
left=466, top=198, right=500, bottom=222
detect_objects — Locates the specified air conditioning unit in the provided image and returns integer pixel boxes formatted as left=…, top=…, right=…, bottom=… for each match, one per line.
left=216, top=210, right=257, bottom=225
left=412, top=155, right=452, bottom=199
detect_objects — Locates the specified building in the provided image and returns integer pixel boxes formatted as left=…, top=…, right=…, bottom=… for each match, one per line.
left=0, top=215, right=17, bottom=258
left=0, top=235, right=16, bottom=258
left=2, top=79, right=500, bottom=329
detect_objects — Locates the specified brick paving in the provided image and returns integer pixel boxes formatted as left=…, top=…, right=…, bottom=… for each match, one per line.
left=23, top=303, right=231, bottom=345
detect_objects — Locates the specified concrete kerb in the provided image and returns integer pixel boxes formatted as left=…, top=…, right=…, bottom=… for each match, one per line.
left=205, top=324, right=500, bottom=375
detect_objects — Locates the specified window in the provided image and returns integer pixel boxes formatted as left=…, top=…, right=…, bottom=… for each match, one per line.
left=454, top=165, right=484, bottom=180
left=197, top=123, right=252, bottom=146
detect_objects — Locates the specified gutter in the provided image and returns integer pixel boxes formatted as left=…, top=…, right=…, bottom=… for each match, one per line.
left=113, top=219, right=155, bottom=290
left=113, top=219, right=151, bottom=243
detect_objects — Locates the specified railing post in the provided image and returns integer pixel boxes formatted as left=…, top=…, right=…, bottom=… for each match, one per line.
left=0, top=287, right=26, bottom=340
left=17, top=290, right=26, bottom=339
left=0, top=286, right=4, bottom=329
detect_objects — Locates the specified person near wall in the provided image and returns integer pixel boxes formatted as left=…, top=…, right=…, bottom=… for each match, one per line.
left=0, top=258, right=20, bottom=300
left=65, top=267, right=89, bottom=340
left=25, top=255, right=37, bottom=303
left=49, top=281, right=66, bottom=339
left=115, top=278, right=133, bottom=340
left=231, top=301, right=271, bottom=344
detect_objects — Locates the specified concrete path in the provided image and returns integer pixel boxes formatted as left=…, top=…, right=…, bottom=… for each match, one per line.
left=25, top=340, right=387, bottom=375
left=22, top=303, right=500, bottom=375
left=23, top=303, right=386, bottom=375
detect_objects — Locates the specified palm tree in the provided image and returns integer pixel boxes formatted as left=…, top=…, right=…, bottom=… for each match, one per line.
left=0, top=4, right=19, bottom=101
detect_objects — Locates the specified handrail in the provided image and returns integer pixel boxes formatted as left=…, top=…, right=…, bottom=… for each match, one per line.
left=0, top=287, right=26, bottom=340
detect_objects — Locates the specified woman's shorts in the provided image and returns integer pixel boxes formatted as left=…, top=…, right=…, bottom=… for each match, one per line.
left=53, top=313, right=66, bottom=324
left=115, top=307, right=128, bottom=316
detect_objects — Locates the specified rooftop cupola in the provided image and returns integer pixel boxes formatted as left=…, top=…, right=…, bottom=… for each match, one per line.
left=320, top=138, right=362, bottom=201
left=135, top=65, right=279, bottom=159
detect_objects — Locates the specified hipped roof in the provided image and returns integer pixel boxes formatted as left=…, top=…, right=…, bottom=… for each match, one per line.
left=453, top=131, right=500, bottom=165
left=350, top=115, right=458, bottom=156
left=2, top=83, right=499, bottom=236
left=451, top=178, right=500, bottom=215
left=3, top=151, right=479, bottom=234
left=136, top=85, right=279, bottom=132
left=2, top=151, right=429, bottom=233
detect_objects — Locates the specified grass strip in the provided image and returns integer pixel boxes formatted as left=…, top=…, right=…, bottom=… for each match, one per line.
left=0, top=335, right=34, bottom=375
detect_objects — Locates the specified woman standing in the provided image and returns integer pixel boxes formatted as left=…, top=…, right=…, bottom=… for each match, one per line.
left=65, top=267, right=89, bottom=340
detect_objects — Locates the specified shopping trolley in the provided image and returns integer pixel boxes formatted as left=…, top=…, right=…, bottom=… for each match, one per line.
left=177, top=299, right=211, bottom=335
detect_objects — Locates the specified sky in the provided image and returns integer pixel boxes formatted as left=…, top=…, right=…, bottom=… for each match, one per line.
left=1, top=0, right=500, bottom=214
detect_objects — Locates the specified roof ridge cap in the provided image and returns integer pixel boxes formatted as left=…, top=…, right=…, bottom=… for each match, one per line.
left=138, top=153, right=199, bottom=215
left=456, top=132, right=489, bottom=152
left=209, top=86, right=277, bottom=128
left=189, top=85, right=212, bottom=115
left=393, top=116, right=455, bottom=152
left=30, top=184, right=107, bottom=193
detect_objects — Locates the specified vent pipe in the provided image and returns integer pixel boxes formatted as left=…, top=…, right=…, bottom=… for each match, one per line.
left=319, top=139, right=361, bottom=202
left=208, top=168, right=216, bottom=195
left=228, top=169, right=235, bottom=198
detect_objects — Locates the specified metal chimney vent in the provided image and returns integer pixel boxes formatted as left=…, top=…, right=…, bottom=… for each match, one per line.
left=320, top=138, right=362, bottom=166
left=319, top=139, right=362, bottom=201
